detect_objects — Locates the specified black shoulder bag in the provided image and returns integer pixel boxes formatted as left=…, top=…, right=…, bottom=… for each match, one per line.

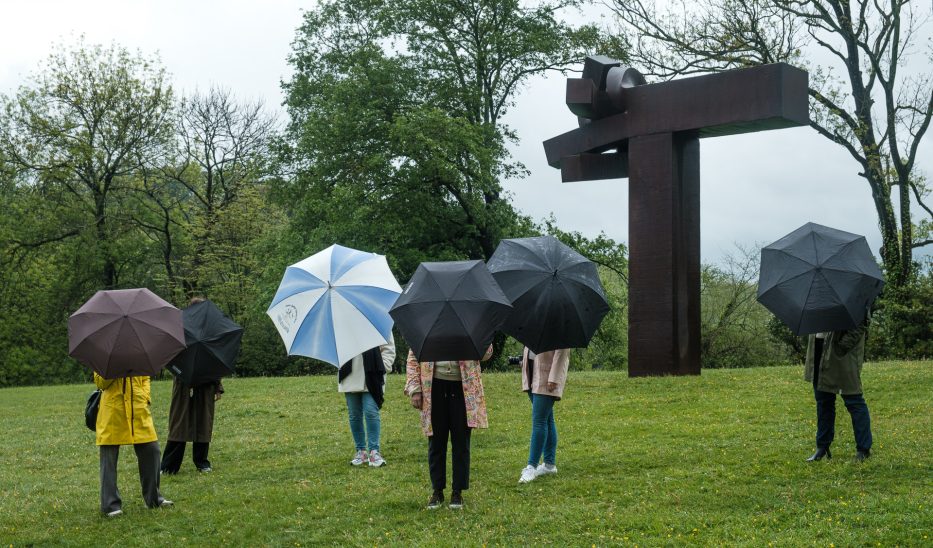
left=85, top=389, right=102, bottom=431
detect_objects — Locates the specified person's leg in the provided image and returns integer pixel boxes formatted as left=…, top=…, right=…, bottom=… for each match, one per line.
left=842, top=393, right=873, bottom=453
left=543, top=397, right=558, bottom=466
left=99, top=445, right=122, bottom=514
left=814, top=389, right=837, bottom=450
left=344, top=392, right=366, bottom=452
left=449, top=381, right=470, bottom=492
left=133, top=441, right=166, bottom=508
left=160, top=440, right=185, bottom=474
left=192, top=442, right=211, bottom=470
left=527, top=394, right=555, bottom=467
left=428, top=380, right=452, bottom=492
left=361, top=392, right=381, bottom=453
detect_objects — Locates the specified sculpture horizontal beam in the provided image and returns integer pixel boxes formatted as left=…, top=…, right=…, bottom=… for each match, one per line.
left=561, top=151, right=628, bottom=182
left=543, top=63, right=809, bottom=168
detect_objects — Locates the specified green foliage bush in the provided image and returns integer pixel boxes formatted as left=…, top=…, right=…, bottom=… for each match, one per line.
left=868, top=267, right=933, bottom=360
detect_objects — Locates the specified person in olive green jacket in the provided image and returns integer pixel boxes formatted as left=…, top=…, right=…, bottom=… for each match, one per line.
left=803, top=319, right=872, bottom=462
left=94, top=373, right=172, bottom=516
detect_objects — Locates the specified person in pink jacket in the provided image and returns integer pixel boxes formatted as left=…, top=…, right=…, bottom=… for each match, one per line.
left=518, top=347, right=571, bottom=483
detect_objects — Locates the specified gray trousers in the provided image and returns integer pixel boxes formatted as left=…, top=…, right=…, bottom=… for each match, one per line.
left=99, top=441, right=165, bottom=513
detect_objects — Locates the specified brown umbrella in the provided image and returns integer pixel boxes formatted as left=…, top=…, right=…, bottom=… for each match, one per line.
left=68, top=288, right=186, bottom=379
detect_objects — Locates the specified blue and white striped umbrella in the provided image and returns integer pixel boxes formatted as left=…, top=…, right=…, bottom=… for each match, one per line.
left=267, top=244, right=403, bottom=367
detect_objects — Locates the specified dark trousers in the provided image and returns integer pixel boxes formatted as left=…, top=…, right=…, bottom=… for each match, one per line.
left=100, top=442, right=164, bottom=513
left=813, top=363, right=873, bottom=452
left=428, top=379, right=471, bottom=492
left=160, top=440, right=210, bottom=473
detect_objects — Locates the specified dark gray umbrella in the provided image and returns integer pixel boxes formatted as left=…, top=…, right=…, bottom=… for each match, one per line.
left=389, top=260, right=512, bottom=362
left=68, top=288, right=186, bottom=378
left=757, top=222, right=884, bottom=335
left=487, top=235, right=610, bottom=353
left=167, top=300, right=243, bottom=385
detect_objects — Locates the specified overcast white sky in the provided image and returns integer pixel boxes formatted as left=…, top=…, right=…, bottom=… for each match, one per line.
left=1, top=0, right=930, bottom=266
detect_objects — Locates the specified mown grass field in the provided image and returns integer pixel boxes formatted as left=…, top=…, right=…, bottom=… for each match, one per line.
left=1, top=361, right=931, bottom=546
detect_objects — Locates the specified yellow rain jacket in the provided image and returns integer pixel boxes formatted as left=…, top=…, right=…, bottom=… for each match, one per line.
left=94, top=373, right=158, bottom=446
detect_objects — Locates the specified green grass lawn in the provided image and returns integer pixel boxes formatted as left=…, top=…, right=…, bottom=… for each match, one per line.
left=1, top=362, right=931, bottom=546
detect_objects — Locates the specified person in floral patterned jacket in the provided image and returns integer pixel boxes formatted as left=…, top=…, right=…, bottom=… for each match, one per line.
left=404, top=345, right=492, bottom=510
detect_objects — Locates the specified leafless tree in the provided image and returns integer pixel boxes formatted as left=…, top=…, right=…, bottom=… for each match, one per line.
left=163, top=87, right=277, bottom=294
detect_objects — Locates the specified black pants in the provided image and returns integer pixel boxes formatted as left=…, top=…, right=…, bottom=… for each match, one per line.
left=160, top=441, right=210, bottom=473
left=813, top=350, right=873, bottom=452
left=428, top=379, right=471, bottom=491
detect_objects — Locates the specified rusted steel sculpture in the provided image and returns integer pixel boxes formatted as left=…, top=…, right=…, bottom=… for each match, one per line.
left=543, top=56, right=809, bottom=376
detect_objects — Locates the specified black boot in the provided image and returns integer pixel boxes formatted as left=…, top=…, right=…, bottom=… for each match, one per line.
left=806, top=446, right=831, bottom=461
left=855, top=449, right=871, bottom=462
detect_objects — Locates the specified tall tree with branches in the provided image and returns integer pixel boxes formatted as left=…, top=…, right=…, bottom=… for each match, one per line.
left=606, top=0, right=933, bottom=291
left=0, top=40, right=174, bottom=289
left=282, top=0, right=600, bottom=265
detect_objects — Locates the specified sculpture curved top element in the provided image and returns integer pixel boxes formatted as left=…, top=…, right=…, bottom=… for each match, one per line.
left=568, top=55, right=646, bottom=127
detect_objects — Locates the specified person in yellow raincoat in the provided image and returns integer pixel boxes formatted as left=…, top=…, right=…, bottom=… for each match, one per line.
left=94, top=373, right=172, bottom=516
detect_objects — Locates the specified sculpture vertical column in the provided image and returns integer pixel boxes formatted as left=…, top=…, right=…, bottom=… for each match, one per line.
left=628, top=132, right=701, bottom=376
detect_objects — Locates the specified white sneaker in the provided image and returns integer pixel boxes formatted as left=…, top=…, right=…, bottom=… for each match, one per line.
left=536, top=463, right=558, bottom=476
left=159, top=500, right=174, bottom=508
left=518, top=465, right=538, bottom=483
left=350, top=450, right=368, bottom=466
left=106, top=509, right=123, bottom=517
left=368, top=450, right=386, bottom=467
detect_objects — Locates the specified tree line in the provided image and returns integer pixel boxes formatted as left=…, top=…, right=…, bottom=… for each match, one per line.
left=1, top=0, right=930, bottom=387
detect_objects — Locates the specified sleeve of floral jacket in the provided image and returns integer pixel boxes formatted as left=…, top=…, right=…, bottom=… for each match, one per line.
left=404, top=349, right=422, bottom=396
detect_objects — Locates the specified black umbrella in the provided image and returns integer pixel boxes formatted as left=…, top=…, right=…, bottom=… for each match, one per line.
left=757, top=222, right=884, bottom=336
left=390, top=260, right=512, bottom=362
left=487, top=235, right=610, bottom=353
left=167, top=300, right=243, bottom=385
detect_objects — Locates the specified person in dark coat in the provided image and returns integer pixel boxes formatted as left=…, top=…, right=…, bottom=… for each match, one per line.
left=160, top=297, right=225, bottom=474
left=160, top=378, right=223, bottom=473
left=803, top=317, right=873, bottom=462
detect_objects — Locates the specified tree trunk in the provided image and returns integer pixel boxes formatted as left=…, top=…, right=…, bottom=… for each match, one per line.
left=95, top=192, right=116, bottom=289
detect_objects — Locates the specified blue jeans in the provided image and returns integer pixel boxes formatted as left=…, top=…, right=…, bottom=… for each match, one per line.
left=345, top=392, right=381, bottom=452
left=527, top=392, right=557, bottom=467
left=814, top=389, right=873, bottom=452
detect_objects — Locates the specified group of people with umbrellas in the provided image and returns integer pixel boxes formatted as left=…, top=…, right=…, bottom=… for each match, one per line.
left=68, top=235, right=610, bottom=514
left=266, top=237, right=610, bottom=508
left=67, top=220, right=885, bottom=515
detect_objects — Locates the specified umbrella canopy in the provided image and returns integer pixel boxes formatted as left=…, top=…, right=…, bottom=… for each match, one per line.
left=487, top=235, right=611, bottom=353
left=757, top=222, right=884, bottom=335
left=68, top=288, right=186, bottom=378
left=267, top=244, right=402, bottom=367
left=390, top=260, right=513, bottom=362
left=167, top=299, right=243, bottom=385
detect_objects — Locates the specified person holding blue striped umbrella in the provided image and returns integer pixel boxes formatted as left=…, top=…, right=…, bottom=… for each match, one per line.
left=268, top=244, right=402, bottom=465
